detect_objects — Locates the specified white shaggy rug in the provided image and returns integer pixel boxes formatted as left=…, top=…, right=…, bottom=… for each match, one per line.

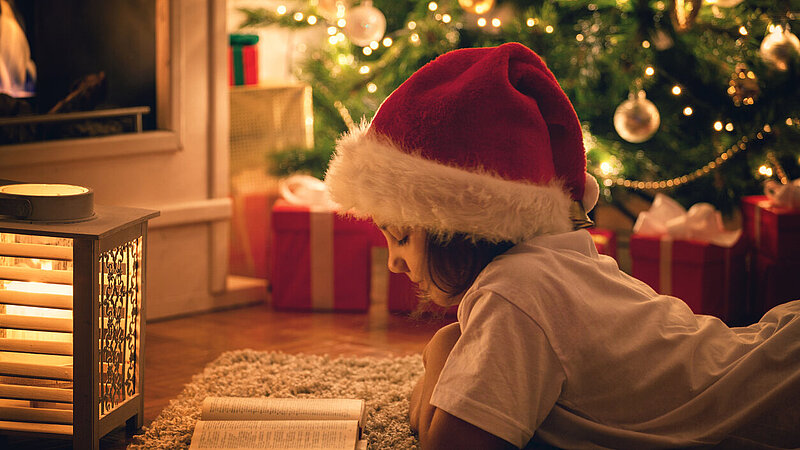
left=128, top=350, right=423, bottom=449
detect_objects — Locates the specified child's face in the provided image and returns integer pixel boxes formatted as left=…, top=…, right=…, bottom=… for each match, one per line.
left=379, top=226, right=451, bottom=306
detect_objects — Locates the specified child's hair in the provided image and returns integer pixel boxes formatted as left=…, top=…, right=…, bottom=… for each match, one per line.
left=426, top=233, right=515, bottom=304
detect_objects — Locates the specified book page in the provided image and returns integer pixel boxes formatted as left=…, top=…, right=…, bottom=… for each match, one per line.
left=202, top=398, right=365, bottom=425
left=189, top=419, right=359, bottom=450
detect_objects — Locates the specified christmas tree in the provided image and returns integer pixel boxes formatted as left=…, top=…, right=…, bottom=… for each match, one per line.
left=238, top=0, right=799, bottom=218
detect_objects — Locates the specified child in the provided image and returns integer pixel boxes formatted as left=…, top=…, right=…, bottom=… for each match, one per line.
left=324, top=43, right=800, bottom=449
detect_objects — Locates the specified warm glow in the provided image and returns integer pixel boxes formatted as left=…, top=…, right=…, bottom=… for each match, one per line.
left=383, top=37, right=393, bottom=46
left=277, top=5, right=287, bottom=15
left=410, top=33, right=421, bottom=43
left=527, top=18, right=535, bottom=27
left=428, top=2, right=438, bottom=11
left=477, top=17, right=487, bottom=27
left=327, top=26, right=338, bottom=35
left=671, top=85, right=682, bottom=95
left=576, top=34, right=584, bottom=42
left=337, top=18, right=346, bottom=27
left=758, top=165, right=773, bottom=177
left=738, top=26, right=748, bottom=35
left=683, top=106, right=693, bottom=116
left=0, top=184, right=88, bottom=196
left=600, top=161, right=614, bottom=175
left=491, top=18, right=501, bottom=27
left=367, top=83, right=378, bottom=93
left=407, top=21, right=417, bottom=30
left=442, top=14, right=451, bottom=23
left=787, top=118, right=795, bottom=126
left=725, top=122, right=734, bottom=131
left=545, top=25, right=554, bottom=33
left=359, top=65, right=370, bottom=74
left=645, top=66, right=655, bottom=76
left=307, top=15, right=317, bottom=25
left=370, top=41, right=379, bottom=50
left=362, top=47, right=372, bottom=55
left=642, top=40, right=651, bottom=48
left=293, top=12, right=304, bottom=21
left=4, top=280, right=73, bottom=296
left=714, top=121, right=723, bottom=131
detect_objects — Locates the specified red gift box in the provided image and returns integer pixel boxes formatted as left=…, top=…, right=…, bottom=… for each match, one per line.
left=630, top=235, right=747, bottom=322
left=270, top=200, right=375, bottom=311
left=588, top=228, right=617, bottom=259
left=741, top=196, right=800, bottom=262
left=229, top=191, right=281, bottom=279
left=750, top=253, right=800, bottom=317
left=229, top=44, right=258, bottom=86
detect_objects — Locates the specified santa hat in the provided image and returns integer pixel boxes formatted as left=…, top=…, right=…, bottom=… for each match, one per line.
left=325, top=42, right=599, bottom=243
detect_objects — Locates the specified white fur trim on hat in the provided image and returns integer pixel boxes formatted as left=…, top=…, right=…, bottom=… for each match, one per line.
left=325, top=124, right=574, bottom=243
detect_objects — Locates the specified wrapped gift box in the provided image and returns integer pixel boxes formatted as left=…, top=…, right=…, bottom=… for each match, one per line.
left=750, top=253, right=800, bottom=317
left=270, top=200, right=375, bottom=311
left=229, top=34, right=259, bottom=86
left=630, top=235, right=747, bottom=322
left=229, top=190, right=281, bottom=279
left=741, top=196, right=800, bottom=262
left=588, top=228, right=617, bottom=259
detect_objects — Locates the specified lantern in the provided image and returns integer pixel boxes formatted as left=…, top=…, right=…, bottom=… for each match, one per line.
left=0, top=183, right=157, bottom=449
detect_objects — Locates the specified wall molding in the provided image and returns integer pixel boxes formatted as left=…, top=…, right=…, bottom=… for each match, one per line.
left=149, top=197, right=232, bottom=229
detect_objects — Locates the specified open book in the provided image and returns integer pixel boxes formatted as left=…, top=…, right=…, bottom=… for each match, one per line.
left=189, top=397, right=368, bottom=450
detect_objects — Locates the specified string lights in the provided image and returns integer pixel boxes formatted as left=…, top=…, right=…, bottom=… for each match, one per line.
left=594, top=125, right=778, bottom=190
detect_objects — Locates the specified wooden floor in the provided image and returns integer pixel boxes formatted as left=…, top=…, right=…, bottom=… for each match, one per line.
left=4, top=302, right=450, bottom=449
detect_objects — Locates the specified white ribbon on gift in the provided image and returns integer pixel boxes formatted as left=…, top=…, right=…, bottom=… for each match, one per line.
left=764, top=179, right=800, bottom=210
left=279, top=174, right=339, bottom=310
left=633, top=194, right=742, bottom=296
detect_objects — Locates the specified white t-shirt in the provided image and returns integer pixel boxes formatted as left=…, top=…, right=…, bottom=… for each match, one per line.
left=429, top=230, right=800, bottom=449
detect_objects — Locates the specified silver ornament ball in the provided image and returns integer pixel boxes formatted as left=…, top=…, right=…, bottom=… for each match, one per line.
left=760, top=26, right=800, bottom=71
left=614, top=91, right=661, bottom=143
left=345, top=1, right=386, bottom=47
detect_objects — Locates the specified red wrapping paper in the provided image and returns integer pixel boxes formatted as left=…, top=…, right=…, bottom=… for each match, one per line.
left=750, top=254, right=800, bottom=317
left=270, top=200, right=374, bottom=311
left=228, top=44, right=259, bottom=86
left=741, top=196, right=800, bottom=262
left=229, top=191, right=281, bottom=279
left=630, top=235, right=747, bottom=322
left=588, top=228, right=617, bottom=259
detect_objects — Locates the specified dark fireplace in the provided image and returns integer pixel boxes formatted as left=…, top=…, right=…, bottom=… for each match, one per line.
left=0, top=0, right=157, bottom=144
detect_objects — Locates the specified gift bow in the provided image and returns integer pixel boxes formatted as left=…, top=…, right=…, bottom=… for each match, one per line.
left=279, top=174, right=338, bottom=210
left=633, top=193, right=741, bottom=247
left=764, top=179, right=800, bottom=210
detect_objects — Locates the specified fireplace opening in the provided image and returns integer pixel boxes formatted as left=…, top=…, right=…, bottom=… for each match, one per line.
left=0, top=0, right=156, bottom=145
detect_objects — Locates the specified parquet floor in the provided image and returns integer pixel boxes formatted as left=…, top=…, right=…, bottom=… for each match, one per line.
left=4, top=302, right=449, bottom=449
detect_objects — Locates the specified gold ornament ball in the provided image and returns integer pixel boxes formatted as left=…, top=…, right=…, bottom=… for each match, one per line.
left=613, top=91, right=661, bottom=143
left=345, top=2, right=386, bottom=47
left=760, top=27, right=800, bottom=71
left=458, top=0, right=495, bottom=15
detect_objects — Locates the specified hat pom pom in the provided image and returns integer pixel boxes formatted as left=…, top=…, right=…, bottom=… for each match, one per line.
left=582, top=173, right=599, bottom=213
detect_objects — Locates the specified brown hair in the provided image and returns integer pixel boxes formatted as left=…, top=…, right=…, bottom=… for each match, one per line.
left=425, top=233, right=515, bottom=304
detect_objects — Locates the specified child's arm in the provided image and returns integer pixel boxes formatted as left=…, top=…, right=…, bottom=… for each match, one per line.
left=410, top=322, right=515, bottom=449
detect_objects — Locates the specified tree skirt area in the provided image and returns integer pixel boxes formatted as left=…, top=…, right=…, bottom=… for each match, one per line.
left=128, top=350, right=423, bottom=449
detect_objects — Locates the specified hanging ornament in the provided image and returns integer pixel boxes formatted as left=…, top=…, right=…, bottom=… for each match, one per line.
left=727, top=63, right=759, bottom=106
left=458, top=0, right=495, bottom=15
left=704, top=0, right=743, bottom=7
left=344, top=1, right=386, bottom=47
left=759, top=25, right=800, bottom=72
left=614, top=91, right=661, bottom=143
left=670, top=0, right=702, bottom=32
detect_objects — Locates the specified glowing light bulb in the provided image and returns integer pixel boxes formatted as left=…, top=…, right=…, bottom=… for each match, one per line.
left=359, top=65, right=370, bottom=74
left=527, top=18, right=535, bottom=27
left=442, top=14, right=451, bottom=23
left=683, top=106, right=693, bottom=116
left=645, top=66, right=655, bottom=76
left=672, top=85, right=682, bottom=95
left=410, top=33, right=420, bottom=43
left=477, top=17, right=487, bottom=27
left=576, top=34, right=585, bottom=42
left=337, top=18, right=346, bottom=27
left=293, top=12, right=304, bottom=21
left=327, top=26, right=338, bottom=35
left=428, top=2, right=438, bottom=11
left=787, top=118, right=795, bottom=126
left=725, top=122, right=734, bottom=131
left=491, top=18, right=501, bottom=27
left=758, top=165, right=773, bottom=177
left=545, top=25, right=554, bottom=33
left=383, top=37, right=393, bottom=47
left=307, top=15, right=317, bottom=25
left=738, top=26, right=747, bottom=35
left=329, top=36, right=338, bottom=45
left=642, top=40, right=651, bottom=48
left=600, top=161, right=613, bottom=175
left=367, top=83, right=378, bottom=93
left=277, top=5, right=287, bottom=15
left=370, top=41, right=379, bottom=50
left=362, top=47, right=372, bottom=56
left=408, top=21, right=417, bottom=30
left=713, top=121, right=723, bottom=131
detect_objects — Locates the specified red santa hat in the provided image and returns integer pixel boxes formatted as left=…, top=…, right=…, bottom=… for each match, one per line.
left=325, top=42, right=599, bottom=243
